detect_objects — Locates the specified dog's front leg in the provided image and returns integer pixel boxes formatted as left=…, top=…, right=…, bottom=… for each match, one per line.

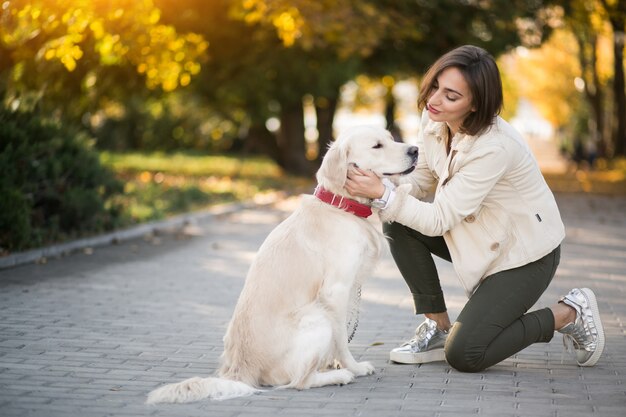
left=320, top=282, right=375, bottom=377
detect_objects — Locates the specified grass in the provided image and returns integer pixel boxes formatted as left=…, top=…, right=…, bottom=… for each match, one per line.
left=100, top=151, right=314, bottom=223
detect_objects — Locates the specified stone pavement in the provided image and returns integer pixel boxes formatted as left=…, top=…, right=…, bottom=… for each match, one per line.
left=0, top=193, right=625, bottom=417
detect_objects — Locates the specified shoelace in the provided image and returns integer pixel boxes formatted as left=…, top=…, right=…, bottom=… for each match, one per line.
left=560, top=319, right=588, bottom=363
left=561, top=333, right=577, bottom=364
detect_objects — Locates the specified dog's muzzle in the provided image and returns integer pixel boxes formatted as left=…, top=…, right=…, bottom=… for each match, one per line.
left=383, top=146, right=418, bottom=176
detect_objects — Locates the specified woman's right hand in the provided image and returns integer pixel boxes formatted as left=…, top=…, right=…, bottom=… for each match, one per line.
left=345, top=167, right=385, bottom=199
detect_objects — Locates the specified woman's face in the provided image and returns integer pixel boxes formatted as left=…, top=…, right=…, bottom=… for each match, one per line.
left=426, top=67, right=475, bottom=135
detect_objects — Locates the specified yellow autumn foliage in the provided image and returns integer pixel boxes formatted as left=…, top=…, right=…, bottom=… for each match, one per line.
left=230, top=0, right=390, bottom=58
left=0, top=0, right=209, bottom=92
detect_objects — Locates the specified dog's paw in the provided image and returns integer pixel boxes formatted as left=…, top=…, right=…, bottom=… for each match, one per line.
left=351, top=361, right=375, bottom=377
left=335, top=369, right=356, bottom=385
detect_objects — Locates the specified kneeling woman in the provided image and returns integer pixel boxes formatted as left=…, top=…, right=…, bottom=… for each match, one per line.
left=345, top=45, right=604, bottom=372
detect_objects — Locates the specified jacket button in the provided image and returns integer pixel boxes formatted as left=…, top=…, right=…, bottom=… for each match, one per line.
left=465, top=214, right=476, bottom=223
left=490, top=242, right=500, bottom=251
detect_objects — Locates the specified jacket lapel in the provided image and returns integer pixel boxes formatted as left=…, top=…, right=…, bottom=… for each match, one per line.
left=424, top=119, right=479, bottom=190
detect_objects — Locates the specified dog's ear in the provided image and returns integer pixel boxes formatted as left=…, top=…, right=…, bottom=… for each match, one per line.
left=316, top=139, right=349, bottom=189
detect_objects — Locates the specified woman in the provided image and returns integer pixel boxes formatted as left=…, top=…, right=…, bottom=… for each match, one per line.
left=345, top=45, right=604, bottom=372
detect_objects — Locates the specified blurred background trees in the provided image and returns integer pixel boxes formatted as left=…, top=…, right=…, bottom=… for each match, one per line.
left=1, top=0, right=625, bottom=250
left=5, top=0, right=625, bottom=169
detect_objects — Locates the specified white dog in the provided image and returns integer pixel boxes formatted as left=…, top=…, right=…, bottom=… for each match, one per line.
left=147, top=126, right=418, bottom=404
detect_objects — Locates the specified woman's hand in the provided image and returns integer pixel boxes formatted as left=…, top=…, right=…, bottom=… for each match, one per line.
left=345, top=167, right=385, bottom=199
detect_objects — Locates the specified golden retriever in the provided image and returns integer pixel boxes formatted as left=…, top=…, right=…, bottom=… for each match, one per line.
left=146, top=126, right=418, bottom=404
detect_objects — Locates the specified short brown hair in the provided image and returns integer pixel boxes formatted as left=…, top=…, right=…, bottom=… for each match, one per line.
left=417, top=45, right=503, bottom=136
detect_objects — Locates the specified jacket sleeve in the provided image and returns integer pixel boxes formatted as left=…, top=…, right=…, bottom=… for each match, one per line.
left=381, top=143, right=508, bottom=236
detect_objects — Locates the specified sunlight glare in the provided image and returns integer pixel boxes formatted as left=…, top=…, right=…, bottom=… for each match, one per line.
left=574, top=77, right=585, bottom=92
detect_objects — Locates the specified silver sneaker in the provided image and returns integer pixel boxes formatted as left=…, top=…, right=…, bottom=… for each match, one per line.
left=389, top=318, right=448, bottom=364
left=557, top=288, right=605, bottom=367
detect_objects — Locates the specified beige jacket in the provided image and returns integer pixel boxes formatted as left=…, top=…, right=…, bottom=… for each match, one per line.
left=381, top=112, right=565, bottom=296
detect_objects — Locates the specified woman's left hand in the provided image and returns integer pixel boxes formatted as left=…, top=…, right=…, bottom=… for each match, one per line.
left=345, top=167, right=385, bottom=199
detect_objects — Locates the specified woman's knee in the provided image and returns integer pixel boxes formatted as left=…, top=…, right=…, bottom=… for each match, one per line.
left=383, top=221, right=405, bottom=239
left=383, top=222, right=410, bottom=251
left=444, top=329, right=486, bottom=373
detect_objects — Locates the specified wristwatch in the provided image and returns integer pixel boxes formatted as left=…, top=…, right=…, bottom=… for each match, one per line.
left=371, top=179, right=395, bottom=209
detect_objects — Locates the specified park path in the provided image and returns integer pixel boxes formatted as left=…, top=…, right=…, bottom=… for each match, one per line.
left=0, top=191, right=625, bottom=417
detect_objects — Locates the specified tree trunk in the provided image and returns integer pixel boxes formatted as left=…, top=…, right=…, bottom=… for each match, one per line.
left=315, top=95, right=338, bottom=164
left=576, top=34, right=606, bottom=158
left=384, top=88, right=403, bottom=142
left=611, top=29, right=626, bottom=156
left=242, top=121, right=280, bottom=161
left=595, top=0, right=626, bottom=156
left=277, top=101, right=313, bottom=176
left=590, top=38, right=607, bottom=158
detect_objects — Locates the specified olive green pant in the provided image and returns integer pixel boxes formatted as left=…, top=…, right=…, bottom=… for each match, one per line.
left=384, top=221, right=560, bottom=372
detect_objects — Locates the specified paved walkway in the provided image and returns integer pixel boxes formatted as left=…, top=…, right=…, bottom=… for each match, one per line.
left=0, top=193, right=625, bottom=417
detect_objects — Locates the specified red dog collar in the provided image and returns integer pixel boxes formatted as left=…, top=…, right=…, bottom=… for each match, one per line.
left=314, top=186, right=372, bottom=218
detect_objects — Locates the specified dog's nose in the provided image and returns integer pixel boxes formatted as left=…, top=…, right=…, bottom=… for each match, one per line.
left=408, top=146, right=419, bottom=157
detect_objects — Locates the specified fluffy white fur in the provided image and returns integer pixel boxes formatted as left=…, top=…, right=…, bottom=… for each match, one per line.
left=146, top=126, right=418, bottom=404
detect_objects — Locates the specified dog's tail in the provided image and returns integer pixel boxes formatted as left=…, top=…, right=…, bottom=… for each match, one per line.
left=146, top=376, right=260, bottom=404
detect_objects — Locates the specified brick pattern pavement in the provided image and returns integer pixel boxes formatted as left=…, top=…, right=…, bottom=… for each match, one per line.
left=0, top=194, right=625, bottom=417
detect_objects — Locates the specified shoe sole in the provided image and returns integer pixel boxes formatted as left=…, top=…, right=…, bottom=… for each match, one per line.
left=579, top=287, right=605, bottom=367
left=389, top=348, right=446, bottom=364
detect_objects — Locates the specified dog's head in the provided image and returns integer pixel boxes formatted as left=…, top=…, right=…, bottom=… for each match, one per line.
left=316, top=126, right=418, bottom=196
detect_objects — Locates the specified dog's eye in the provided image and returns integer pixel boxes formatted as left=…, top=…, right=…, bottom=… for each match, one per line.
left=372, top=143, right=383, bottom=149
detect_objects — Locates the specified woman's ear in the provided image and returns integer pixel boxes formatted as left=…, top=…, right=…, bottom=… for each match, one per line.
left=316, top=140, right=349, bottom=189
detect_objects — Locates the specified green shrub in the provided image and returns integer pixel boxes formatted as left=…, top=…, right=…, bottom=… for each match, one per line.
left=0, top=108, right=124, bottom=252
